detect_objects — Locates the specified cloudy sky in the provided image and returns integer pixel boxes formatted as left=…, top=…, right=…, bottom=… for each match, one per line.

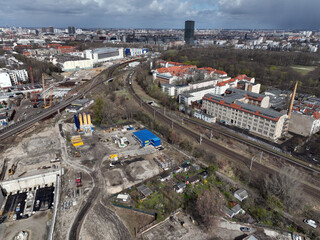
left=0, top=0, right=319, bottom=29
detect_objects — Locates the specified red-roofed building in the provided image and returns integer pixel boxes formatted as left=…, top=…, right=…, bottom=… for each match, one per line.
left=58, top=46, right=75, bottom=53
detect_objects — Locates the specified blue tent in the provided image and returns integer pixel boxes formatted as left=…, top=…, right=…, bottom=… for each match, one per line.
left=133, top=129, right=161, bottom=147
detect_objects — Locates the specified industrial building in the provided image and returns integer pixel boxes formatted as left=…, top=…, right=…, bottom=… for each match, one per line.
left=133, top=129, right=161, bottom=147
left=66, top=99, right=94, bottom=113
left=52, top=55, right=93, bottom=72
left=202, top=89, right=288, bottom=139
left=125, top=48, right=148, bottom=57
left=289, top=96, right=320, bottom=136
left=0, top=71, right=12, bottom=89
left=84, top=47, right=124, bottom=64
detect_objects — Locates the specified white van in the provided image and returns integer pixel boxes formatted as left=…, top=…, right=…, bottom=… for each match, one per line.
left=303, top=219, right=317, bottom=228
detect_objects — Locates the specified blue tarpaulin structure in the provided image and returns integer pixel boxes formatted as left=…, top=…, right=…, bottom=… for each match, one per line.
left=133, top=129, right=161, bottom=147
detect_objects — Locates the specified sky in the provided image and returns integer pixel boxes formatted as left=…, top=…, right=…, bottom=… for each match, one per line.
left=0, top=0, right=320, bottom=29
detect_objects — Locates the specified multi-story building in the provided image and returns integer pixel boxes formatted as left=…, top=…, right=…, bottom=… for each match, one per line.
left=9, top=70, right=29, bottom=84
left=202, top=89, right=288, bottom=139
left=289, top=97, right=320, bottom=136
left=184, top=20, right=195, bottom=45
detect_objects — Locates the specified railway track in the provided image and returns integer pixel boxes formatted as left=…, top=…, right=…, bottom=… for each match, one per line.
left=68, top=60, right=136, bottom=240
left=0, top=60, right=139, bottom=142
left=127, top=75, right=320, bottom=200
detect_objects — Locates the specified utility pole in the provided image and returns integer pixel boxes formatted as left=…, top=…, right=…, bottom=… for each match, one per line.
left=181, top=118, right=184, bottom=125
left=259, top=151, right=263, bottom=163
left=171, top=120, right=173, bottom=129
left=250, top=156, right=255, bottom=171
left=199, top=134, right=202, bottom=145
left=210, top=130, right=213, bottom=140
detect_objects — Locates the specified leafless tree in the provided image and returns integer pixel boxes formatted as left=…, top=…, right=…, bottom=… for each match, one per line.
left=263, top=166, right=303, bottom=212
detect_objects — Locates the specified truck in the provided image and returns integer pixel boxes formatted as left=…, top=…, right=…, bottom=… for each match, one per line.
left=303, top=219, right=317, bottom=228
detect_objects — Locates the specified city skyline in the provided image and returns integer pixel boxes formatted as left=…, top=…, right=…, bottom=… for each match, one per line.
left=1, top=0, right=320, bottom=30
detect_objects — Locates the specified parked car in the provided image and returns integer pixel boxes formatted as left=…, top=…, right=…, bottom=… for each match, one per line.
left=303, top=219, right=317, bottom=228
left=240, top=227, right=251, bottom=232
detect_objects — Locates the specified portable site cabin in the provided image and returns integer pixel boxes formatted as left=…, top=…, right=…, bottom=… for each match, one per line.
left=133, top=129, right=161, bottom=147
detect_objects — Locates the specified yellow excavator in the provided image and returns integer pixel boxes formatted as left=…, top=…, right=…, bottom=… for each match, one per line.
left=8, top=163, right=17, bottom=175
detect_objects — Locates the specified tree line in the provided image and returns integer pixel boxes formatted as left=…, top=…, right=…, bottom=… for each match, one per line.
left=162, top=47, right=320, bottom=96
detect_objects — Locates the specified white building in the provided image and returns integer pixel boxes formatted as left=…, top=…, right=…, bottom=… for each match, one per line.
left=179, top=86, right=217, bottom=106
left=289, top=112, right=320, bottom=136
left=0, top=72, right=12, bottom=89
left=9, top=69, right=29, bottom=84
left=84, top=47, right=124, bottom=64
left=202, top=90, right=288, bottom=140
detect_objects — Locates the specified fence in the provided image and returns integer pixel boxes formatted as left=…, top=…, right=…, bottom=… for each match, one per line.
left=112, top=203, right=155, bottom=216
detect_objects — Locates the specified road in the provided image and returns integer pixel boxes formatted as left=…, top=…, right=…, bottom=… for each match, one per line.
left=127, top=73, right=320, bottom=200
left=68, top=61, right=134, bottom=240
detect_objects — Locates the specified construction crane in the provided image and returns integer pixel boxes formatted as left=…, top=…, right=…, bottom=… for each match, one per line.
left=42, top=73, right=53, bottom=109
left=30, top=66, right=38, bottom=107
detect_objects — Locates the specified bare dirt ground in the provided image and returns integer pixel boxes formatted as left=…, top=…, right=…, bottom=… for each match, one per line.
left=0, top=125, right=61, bottom=180
left=80, top=202, right=132, bottom=240
left=114, top=207, right=155, bottom=236
left=102, top=157, right=161, bottom=194
left=0, top=211, right=51, bottom=240
left=142, top=211, right=209, bottom=240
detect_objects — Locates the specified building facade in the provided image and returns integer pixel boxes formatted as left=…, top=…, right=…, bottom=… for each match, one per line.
left=84, top=47, right=124, bottom=64
left=202, top=92, right=288, bottom=139
left=185, top=20, right=195, bottom=45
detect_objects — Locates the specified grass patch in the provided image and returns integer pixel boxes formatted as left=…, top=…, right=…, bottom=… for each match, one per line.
left=291, top=65, right=315, bottom=75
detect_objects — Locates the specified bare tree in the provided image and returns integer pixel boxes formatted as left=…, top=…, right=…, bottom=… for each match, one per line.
left=263, top=166, right=303, bottom=211
left=195, top=188, right=224, bottom=231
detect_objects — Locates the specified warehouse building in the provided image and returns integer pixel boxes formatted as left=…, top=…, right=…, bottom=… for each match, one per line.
left=125, top=48, right=148, bottom=57
left=133, top=129, right=161, bottom=147
left=84, top=47, right=124, bottom=64
left=202, top=90, right=288, bottom=139
left=52, top=55, right=93, bottom=71
left=0, top=71, right=12, bottom=89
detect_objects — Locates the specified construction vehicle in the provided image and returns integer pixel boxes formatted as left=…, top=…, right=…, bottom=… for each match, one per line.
left=76, top=173, right=82, bottom=187
left=8, top=164, right=17, bottom=175
left=75, top=151, right=81, bottom=157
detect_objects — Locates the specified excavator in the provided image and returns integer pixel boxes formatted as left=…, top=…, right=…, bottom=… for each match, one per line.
left=8, top=163, right=17, bottom=175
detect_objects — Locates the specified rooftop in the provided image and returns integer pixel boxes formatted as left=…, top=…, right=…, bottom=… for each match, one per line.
left=204, top=93, right=284, bottom=121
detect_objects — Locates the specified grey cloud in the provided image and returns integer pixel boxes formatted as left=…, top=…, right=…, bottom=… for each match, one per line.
left=0, top=0, right=318, bottom=29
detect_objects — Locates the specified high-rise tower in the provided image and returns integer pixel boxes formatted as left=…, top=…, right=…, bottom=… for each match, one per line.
left=184, top=20, right=195, bottom=45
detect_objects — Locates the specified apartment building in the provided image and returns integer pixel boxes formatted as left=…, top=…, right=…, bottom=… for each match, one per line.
left=202, top=90, right=288, bottom=139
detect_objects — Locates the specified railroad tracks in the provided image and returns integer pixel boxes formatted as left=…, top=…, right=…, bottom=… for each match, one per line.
left=127, top=75, right=320, bottom=199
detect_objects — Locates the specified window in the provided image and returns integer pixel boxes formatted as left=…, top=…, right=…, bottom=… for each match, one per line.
left=263, top=131, right=268, bottom=135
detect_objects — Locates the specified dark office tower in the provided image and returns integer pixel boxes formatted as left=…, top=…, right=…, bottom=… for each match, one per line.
left=41, top=27, right=47, bottom=33
left=49, top=26, right=54, bottom=33
left=68, top=26, right=76, bottom=34
left=184, top=20, right=195, bottom=45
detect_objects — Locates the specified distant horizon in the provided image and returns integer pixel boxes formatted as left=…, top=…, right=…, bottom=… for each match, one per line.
left=1, top=0, right=320, bottom=30
left=1, top=26, right=319, bottom=32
